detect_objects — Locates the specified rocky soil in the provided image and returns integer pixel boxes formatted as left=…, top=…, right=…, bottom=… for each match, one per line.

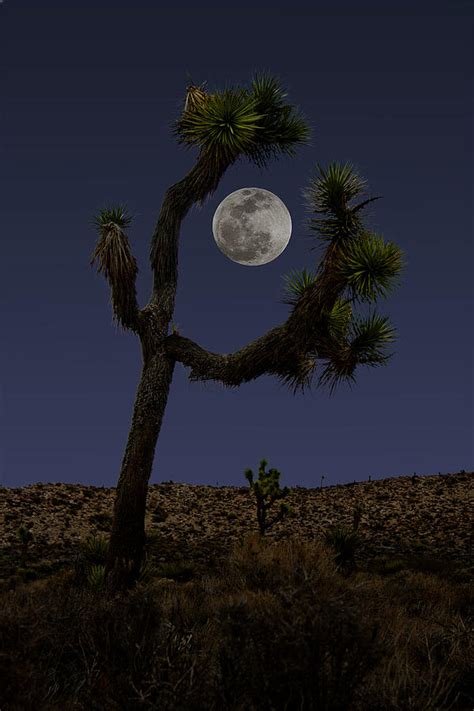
left=1, top=470, right=472, bottom=586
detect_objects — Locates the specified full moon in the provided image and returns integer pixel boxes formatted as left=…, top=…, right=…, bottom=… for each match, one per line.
left=212, top=187, right=292, bottom=266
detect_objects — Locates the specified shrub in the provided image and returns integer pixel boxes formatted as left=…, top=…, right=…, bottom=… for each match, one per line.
left=137, top=558, right=160, bottom=584
left=16, top=567, right=39, bottom=582
left=80, top=534, right=109, bottom=564
left=369, top=556, right=407, bottom=576
left=352, top=502, right=365, bottom=531
left=16, top=525, right=34, bottom=565
left=73, top=535, right=110, bottom=587
left=151, top=504, right=168, bottom=523
left=324, top=524, right=360, bottom=573
left=88, top=511, right=113, bottom=530
left=86, top=564, right=106, bottom=592
left=0, top=537, right=469, bottom=710
left=155, top=560, right=197, bottom=582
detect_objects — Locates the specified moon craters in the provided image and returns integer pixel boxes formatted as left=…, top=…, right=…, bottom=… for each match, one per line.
left=212, top=187, right=292, bottom=266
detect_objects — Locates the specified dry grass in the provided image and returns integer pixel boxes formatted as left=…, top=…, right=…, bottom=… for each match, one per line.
left=0, top=532, right=472, bottom=710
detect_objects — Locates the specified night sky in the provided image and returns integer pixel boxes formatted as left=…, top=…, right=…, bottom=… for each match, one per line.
left=1, top=1, right=472, bottom=490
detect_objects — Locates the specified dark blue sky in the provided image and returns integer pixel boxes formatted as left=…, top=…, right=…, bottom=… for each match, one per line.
left=1, top=1, right=472, bottom=489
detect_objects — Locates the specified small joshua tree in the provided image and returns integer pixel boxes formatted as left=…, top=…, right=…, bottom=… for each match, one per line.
left=245, top=459, right=293, bottom=535
left=17, top=524, right=33, bottom=566
left=352, top=502, right=364, bottom=531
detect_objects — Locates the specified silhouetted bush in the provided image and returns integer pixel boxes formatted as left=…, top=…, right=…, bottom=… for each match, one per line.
left=1, top=534, right=471, bottom=710
left=324, top=523, right=361, bottom=574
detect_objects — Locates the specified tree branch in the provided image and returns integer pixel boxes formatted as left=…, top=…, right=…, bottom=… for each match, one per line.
left=147, top=149, right=236, bottom=332
left=164, top=242, right=349, bottom=394
left=90, top=223, right=141, bottom=334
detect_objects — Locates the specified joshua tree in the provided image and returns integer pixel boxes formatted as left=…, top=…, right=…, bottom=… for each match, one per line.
left=245, top=458, right=293, bottom=535
left=90, top=72, right=405, bottom=589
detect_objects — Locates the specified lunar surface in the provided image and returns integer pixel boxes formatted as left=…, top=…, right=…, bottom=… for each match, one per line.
left=212, top=187, right=292, bottom=266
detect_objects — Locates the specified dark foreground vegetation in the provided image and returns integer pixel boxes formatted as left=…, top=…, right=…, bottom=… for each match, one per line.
left=1, top=528, right=473, bottom=710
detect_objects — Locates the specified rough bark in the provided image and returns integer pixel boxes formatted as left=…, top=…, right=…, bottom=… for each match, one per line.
left=105, top=151, right=235, bottom=590
left=105, top=230, right=350, bottom=589
left=106, top=326, right=176, bottom=589
left=100, top=133, right=388, bottom=589
left=163, top=241, right=350, bottom=392
left=149, top=150, right=235, bottom=325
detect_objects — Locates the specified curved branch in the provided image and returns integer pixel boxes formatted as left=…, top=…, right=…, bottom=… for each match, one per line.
left=164, top=323, right=297, bottom=387
left=148, top=149, right=236, bottom=332
left=164, top=242, right=349, bottom=394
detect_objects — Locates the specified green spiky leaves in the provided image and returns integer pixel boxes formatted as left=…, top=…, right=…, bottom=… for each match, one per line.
left=317, top=345, right=357, bottom=397
left=137, top=557, right=159, bottom=584
left=307, top=162, right=367, bottom=214
left=325, top=298, right=353, bottom=339
left=336, top=231, right=405, bottom=303
left=304, top=162, right=383, bottom=242
left=90, top=204, right=139, bottom=331
left=174, top=72, right=310, bottom=169
left=317, top=311, right=397, bottom=396
left=350, top=311, right=397, bottom=364
left=244, top=72, right=311, bottom=169
left=281, top=267, right=318, bottom=306
left=288, top=163, right=404, bottom=395
left=174, top=87, right=265, bottom=163
left=86, top=564, right=107, bottom=592
left=92, top=205, right=132, bottom=233
left=80, top=534, right=109, bottom=564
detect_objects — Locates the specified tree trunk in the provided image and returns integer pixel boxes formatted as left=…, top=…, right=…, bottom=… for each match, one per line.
left=106, top=326, right=175, bottom=589
left=103, top=153, right=233, bottom=591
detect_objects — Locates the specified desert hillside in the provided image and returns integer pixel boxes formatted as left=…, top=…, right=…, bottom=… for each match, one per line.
left=1, top=470, right=472, bottom=584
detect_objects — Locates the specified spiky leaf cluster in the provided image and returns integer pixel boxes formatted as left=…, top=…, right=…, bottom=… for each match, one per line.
left=243, top=72, right=311, bottom=169
left=335, top=231, right=405, bottom=303
left=137, top=557, right=159, bottom=584
left=86, top=564, right=107, bottom=591
left=80, top=535, right=112, bottom=590
left=307, top=162, right=367, bottom=214
left=349, top=311, right=396, bottom=364
left=92, top=206, right=132, bottom=233
left=80, top=534, right=109, bottom=565
left=317, top=311, right=397, bottom=396
left=281, top=267, right=318, bottom=306
left=280, top=162, right=404, bottom=397
left=324, top=298, right=353, bottom=339
left=90, top=205, right=139, bottom=330
left=174, top=86, right=264, bottom=164
left=304, top=162, right=382, bottom=243
left=324, top=524, right=360, bottom=571
left=316, top=344, right=357, bottom=397
left=173, top=72, right=310, bottom=169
